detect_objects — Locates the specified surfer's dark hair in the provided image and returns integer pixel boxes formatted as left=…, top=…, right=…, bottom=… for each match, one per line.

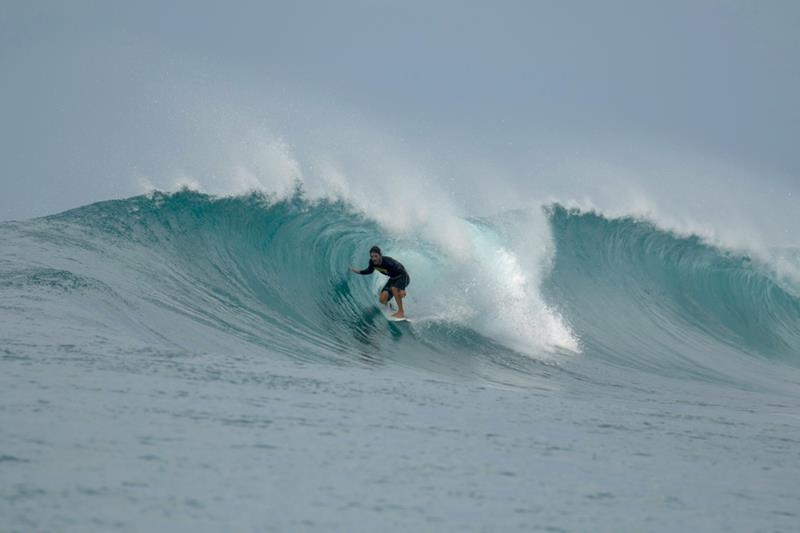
left=369, top=246, right=381, bottom=255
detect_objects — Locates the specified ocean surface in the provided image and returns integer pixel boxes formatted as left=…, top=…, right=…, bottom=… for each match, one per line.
left=2, top=190, right=800, bottom=532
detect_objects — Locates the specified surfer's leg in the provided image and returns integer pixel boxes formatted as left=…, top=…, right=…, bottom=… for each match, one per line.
left=389, top=274, right=409, bottom=317
left=379, top=279, right=395, bottom=306
left=391, top=287, right=405, bottom=317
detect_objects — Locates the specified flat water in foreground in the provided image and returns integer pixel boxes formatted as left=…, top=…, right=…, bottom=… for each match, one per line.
left=2, top=347, right=799, bottom=532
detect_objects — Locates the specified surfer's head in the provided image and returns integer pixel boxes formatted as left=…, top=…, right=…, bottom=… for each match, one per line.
left=369, top=245, right=382, bottom=264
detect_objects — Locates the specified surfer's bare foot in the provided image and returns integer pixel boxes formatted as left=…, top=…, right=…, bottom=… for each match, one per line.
left=391, top=311, right=404, bottom=318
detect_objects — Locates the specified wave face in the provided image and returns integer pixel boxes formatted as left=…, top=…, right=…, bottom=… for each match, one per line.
left=2, top=192, right=799, bottom=389
left=0, top=191, right=563, bottom=386
left=544, top=205, right=800, bottom=386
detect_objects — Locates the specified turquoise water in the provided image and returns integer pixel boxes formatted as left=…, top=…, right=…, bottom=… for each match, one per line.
left=2, top=191, right=799, bottom=531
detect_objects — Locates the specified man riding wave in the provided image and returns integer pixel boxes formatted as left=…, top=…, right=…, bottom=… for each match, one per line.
left=349, top=246, right=410, bottom=319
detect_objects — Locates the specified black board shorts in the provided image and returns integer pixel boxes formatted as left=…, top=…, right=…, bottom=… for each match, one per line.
left=381, top=273, right=410, bottom=301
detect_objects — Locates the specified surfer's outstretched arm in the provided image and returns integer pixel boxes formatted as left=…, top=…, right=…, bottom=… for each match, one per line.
left=350, top=263, right=374, bottom=275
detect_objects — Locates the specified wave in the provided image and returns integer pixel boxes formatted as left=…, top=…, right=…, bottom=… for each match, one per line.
left=544, top=205, right=800, bottom=382
left=1, top=191, right=798, bottom=388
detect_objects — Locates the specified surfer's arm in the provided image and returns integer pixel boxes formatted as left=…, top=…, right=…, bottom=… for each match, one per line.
left=350, top=263, right=374, bottom=275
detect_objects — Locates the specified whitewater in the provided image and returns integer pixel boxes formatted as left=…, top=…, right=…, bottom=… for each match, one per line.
left=1, top=186, right=799, bottom=532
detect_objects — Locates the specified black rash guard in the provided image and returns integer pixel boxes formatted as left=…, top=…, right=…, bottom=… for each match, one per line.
left=358, top=256, right=407, bottom=278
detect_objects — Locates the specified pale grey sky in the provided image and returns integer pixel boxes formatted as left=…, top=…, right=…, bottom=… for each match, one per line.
left=1, top=1, right=798, bottom=242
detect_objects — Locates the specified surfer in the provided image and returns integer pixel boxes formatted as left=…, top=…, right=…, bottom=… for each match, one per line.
left=349, top=246, right=410, bottom=318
